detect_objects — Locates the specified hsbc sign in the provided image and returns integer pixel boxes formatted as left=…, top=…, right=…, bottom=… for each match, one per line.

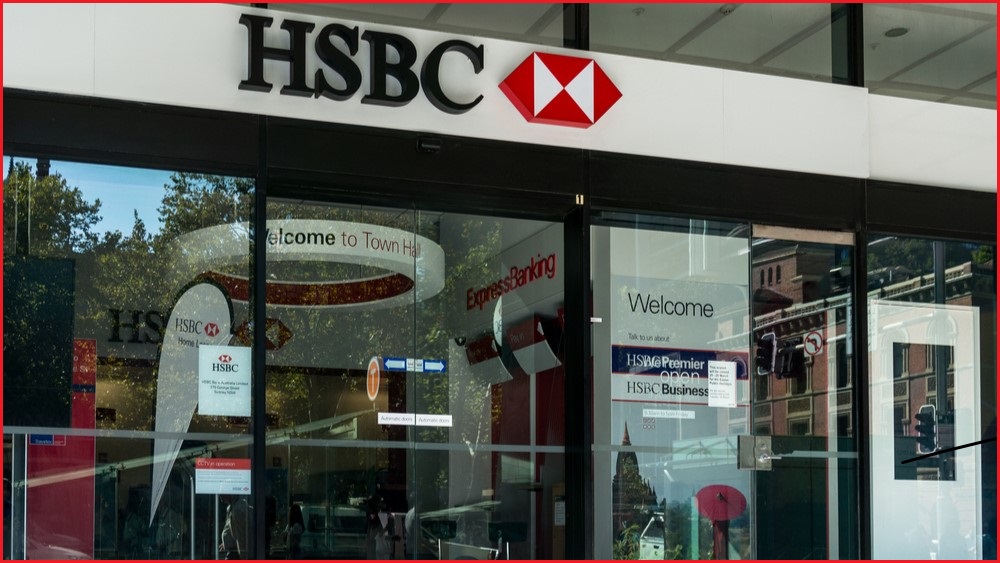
left=238, top=14, right=621, bottom=127
left=500, top=53, right=622, bottom=128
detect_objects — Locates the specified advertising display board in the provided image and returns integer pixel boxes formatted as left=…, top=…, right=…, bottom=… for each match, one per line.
left=593, top=222, right=751, bottom=559
left=868, top=300, right=983, bottom=559
left=608, top=229, right=751, bottom=445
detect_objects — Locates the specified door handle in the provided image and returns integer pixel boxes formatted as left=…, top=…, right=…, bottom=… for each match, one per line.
left=737, top=435, right=781, bottom=471
left=757, top=451, right=783, bottom=464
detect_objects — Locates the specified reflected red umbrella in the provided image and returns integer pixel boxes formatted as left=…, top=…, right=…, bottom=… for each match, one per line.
left=695, top=485, right=747, bottom=560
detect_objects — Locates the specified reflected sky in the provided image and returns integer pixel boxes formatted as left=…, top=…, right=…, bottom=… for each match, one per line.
left=3, top=156, right=172, bottom=237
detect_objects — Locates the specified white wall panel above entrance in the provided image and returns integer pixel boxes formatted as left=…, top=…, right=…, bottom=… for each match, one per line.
left=869, top=95, right=997, bottom=192
left=2, top=3, right=96, bottom=95
left=11, top=2, right=986, bottom=187
left=723, top=72, right=868, bottom=177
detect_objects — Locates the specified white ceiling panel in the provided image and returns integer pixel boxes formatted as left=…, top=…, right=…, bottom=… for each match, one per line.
left=677, top=4, right=830, bottom=64
left=763, top=23, right=833, bottom=80
left=438, top=4, right=556, bottom=36
left=589, top=4, right=722, bottom=54
left=282, top=3, right=439, bottom=24
left=969, top=77, right=996, bottom=96
left=894, top=30, right=996, bottom=91
left=863, top=4, right=992, bottom=80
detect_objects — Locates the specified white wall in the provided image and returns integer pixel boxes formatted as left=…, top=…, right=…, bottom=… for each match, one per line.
left=3, top=3, right=995, bottom=192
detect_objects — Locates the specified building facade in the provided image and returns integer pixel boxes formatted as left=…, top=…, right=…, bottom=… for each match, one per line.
left=3, top=3, right=996, bottom=560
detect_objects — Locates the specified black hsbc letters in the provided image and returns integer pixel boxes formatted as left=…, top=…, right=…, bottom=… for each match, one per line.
left=238, top=14, right=484, bottom=113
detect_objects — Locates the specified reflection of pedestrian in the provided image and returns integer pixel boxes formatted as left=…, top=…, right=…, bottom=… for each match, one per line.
left=367, top=494, right=396, bottom=559
left=984, top=514, right=997, bottom=559
left=156, top=503, right=185, bottom=558
left=284, top=503, right=304, bottom=559
left=264, top=494, right=277, bottom=557
left=983, top=418, right=997, bottom=559
left=123, top=497, right=150, bottom=558
left=404, top=492, right=417, bottom=558
left=937, top=491, right=965, bottom=558
left=902, top=523, right=932, bottom=559
left=4, top=478, right=12, bottom=557
left=219, top=495, right=249, bottom=559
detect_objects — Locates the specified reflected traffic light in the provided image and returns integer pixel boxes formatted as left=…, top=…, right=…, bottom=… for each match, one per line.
left=914, top=404, right=938, bottom=454
left=755, top=332, right=776, bottom=376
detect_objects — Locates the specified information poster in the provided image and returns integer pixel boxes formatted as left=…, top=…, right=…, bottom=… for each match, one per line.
left=707, top=360, right=737, bottom=408
left=195, top=458, right=251, bottom=495
left=610, top=275, right=750, bottom=412
left=198, top=345, right=252, bottom=417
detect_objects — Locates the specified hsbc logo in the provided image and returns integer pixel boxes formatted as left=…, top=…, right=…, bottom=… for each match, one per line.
left=499, top=52, right=622, bottom=128
left=175, top=318, right=221, bottom=337
left=236, top=16, right=623, bottom=127
left=212, top=354, right=239, bottom=373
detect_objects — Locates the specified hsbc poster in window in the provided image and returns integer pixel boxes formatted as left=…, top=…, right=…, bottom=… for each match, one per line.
left=608, top=229, right=751, bottom=419
left=592, top=222, right=751, bottom=558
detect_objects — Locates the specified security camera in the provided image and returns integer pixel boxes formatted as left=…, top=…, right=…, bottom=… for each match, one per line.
left=454, top=336, right=467, bottom=346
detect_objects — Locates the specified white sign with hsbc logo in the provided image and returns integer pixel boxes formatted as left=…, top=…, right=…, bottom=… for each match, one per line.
left=198, top=344, right=251, bottom=417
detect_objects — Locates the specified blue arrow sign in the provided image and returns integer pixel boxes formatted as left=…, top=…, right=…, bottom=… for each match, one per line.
left=383, top=357, right=407, bottom=371
left=423, top=360, right=447, bottom=373
left=381, top=357, right=447, bottom=373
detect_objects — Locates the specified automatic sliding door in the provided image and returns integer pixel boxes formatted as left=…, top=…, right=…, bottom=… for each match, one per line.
left=262, top=199, right=565, bottom=559
left=592, top=215, right=753, bottom=560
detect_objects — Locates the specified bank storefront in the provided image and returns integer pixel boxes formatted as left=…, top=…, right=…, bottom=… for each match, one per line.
left=3, top=3, right=995, bottom=560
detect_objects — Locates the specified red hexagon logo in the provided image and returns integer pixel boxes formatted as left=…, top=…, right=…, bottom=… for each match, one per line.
left=218, top=354, right=232, bottom=363
left=499, top=52, right=622, bottom=128
left=203, top=322, right=220, bottom=337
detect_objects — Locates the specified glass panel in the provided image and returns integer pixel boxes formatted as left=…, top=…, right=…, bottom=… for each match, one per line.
left=275, top=3, right=564, bottom=47
left=590, top=4, right=836, bottom=83
left=749, top=229, right=858, bottom=559
left=867, top=235, right=996, bottom=559
left=864, top=4, right=997, bottom=109
left=2, top=157, right=254, bottom=559
left=263, top=199, right=565, bottom=559
left=591, top=214, right=752, bottom=560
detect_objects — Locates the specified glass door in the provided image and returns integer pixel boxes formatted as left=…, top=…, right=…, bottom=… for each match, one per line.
left=591, top=217, right=859, bottom=560
left=747, top=225, right=858, bottom=559
left=261, top=196, right=566, bottom=559
left=592, top=214, right=753, bottom=560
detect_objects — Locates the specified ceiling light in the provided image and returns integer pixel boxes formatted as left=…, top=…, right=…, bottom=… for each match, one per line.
left=884, top=27, right=909, bottom=38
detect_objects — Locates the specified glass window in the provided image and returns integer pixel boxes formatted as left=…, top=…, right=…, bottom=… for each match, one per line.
left=867, top=234, right=996, bottom=558
left=590, top=4, right=836, bottom=83
left=276, top=3, right=565, bottom=47
left=591, top=214, right=753, bottom=560
left=262, top=198, right=565, bottom=559
left=863, top=4, right=996, bottom=109
left=749, top=228, right=859, bottom=559
left=3, top=157, right=255, bottom=559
